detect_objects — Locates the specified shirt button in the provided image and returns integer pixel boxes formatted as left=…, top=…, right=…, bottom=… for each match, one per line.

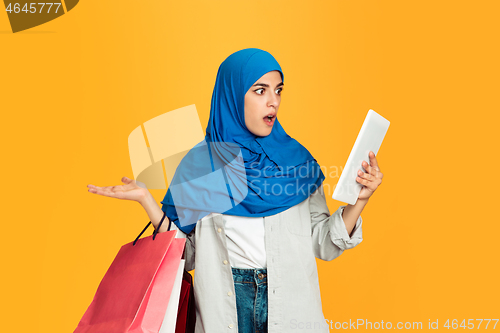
left=217, top=228, right=222, bottom=233
left=227, top=291, right=233, bottom=296
left=228, top=324, right=234, bottom=329
left=223, top=260, right=228, bottom=265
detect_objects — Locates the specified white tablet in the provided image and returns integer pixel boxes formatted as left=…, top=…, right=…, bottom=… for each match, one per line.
left=332, top=109, right=390, bottom=205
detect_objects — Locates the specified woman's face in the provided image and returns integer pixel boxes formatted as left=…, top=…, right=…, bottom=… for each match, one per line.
left=244, top=70, right=284, bottom=137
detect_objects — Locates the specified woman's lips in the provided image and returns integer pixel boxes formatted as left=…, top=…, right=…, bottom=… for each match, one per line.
left=263, top=116, right=275, bottom=126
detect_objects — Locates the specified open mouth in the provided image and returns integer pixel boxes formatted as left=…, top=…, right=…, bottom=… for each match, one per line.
left=264, top=114, right=275, bottom=126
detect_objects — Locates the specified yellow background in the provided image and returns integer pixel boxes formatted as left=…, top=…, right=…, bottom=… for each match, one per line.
left=1, top=0, right=499, bottom=331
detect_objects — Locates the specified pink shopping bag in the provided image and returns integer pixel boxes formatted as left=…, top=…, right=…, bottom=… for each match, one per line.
left=74, top=226, right=185, bottom=333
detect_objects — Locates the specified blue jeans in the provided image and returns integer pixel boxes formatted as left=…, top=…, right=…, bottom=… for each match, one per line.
left=231, top=267, right=268, bottom=333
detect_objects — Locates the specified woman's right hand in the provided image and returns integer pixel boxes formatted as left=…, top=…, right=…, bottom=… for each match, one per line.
left=87, top=176, right=149, bottom=203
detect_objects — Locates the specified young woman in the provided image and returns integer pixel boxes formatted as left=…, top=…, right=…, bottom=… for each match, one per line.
left=87, top=48, right=383, bottom=333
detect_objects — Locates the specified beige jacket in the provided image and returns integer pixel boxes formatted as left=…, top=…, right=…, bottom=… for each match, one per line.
left=170, top=184, right=363, bottom=332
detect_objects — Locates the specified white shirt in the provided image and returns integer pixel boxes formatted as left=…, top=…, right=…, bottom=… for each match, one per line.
left=222, top=214, right=266, bottom=269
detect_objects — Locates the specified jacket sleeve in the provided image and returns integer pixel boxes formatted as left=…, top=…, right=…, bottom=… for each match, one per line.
left=309, top=184, right=363, bottom=261
left=168, top=221, right=196, bottom=271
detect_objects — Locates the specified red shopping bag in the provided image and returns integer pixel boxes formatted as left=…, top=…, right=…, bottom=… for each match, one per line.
left=175, top=271, right=195, bottom=333
left=74, top=217, right=185, bottom=333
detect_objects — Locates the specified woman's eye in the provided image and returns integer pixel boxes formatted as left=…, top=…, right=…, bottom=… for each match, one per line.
left=255, top=87, right=282, bottom=95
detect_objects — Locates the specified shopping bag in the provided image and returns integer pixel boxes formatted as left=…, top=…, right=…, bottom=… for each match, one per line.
left=175, top=270, right=196, bottom=333
left=158, top=260, right=196, bottom=333
left=159, top=259, right=186, bottom=333
left=74, top=223, right=185, bottom=333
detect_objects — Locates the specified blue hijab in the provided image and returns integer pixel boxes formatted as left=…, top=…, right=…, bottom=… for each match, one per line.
left=161, top=48, right=325, bottom=234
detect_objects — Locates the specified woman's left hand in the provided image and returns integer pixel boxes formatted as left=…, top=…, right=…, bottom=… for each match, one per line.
left=356, top=151, right=383, bottom=201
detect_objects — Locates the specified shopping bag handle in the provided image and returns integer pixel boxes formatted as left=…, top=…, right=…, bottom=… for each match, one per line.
left=133, top=211, right=169, bottom=246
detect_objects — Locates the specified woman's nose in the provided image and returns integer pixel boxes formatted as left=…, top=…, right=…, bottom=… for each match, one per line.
left=267, top=93, right=280, bottom=108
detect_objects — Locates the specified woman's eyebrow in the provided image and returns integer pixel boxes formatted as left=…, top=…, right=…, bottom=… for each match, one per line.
left=252, top=82, right=284, bottom=88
